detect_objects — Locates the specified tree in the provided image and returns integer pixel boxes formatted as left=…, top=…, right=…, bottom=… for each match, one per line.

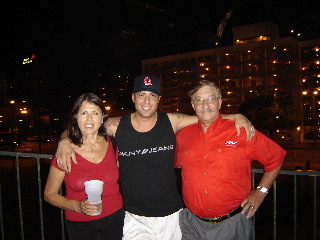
left=238, top=95, right=299, bottom=138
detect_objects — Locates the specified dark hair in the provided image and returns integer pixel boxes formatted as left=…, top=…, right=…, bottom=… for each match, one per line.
left=68, top=93, right=108, bottom=145
left=188, top=80, right=222, bottom=100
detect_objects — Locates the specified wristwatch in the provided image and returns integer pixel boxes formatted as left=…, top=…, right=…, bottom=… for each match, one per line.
left=257, top=186, right=268, bottom=194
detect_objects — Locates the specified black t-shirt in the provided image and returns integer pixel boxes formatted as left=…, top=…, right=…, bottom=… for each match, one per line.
left=115, top=111, right=183, bottom=217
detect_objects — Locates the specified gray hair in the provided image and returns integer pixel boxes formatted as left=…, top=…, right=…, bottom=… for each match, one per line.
left=188, top=80, right=222, bottom=99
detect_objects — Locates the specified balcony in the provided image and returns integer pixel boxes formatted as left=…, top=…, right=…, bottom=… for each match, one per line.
left=0, top=151, right=319, bottom=240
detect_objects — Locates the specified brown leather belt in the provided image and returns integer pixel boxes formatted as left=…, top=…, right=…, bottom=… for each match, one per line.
left=195, top=206, right=242, bottom=224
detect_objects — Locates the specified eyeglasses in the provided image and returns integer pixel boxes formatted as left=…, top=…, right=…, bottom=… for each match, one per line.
left=192, top=97, right=220, bottom=105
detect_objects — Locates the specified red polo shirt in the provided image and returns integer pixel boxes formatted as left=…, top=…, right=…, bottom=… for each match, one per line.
left=175, top=115, right=285, bottom=218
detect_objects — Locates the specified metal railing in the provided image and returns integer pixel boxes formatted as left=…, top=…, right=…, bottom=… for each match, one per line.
left=0, top=151, right=64, bottom=240
left=0, top=151, right=319, bottom=240
left=252, top=168, right=319, bottom=240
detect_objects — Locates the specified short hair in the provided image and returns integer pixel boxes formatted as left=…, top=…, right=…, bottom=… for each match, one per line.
left=68, top=93, right=107, bottom=145
left=188, top=80, right=222, bottom=100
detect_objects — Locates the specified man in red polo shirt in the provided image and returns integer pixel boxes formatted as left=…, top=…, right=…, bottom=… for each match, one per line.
left=175, top=80, right=286, bottom=240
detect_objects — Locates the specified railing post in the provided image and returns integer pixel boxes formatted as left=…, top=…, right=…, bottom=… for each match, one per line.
left=0, top=183, right=4, bottom=240
left=252, top=172, right=256, bottom=240
left=273, top=181, right=277, bottom=240
left=59, top=188, right=66, bottom=240
left=15, top=156, right=24, bottom=240
left=293, top=175, right=297, bottom=240
left=313, top=176, right=317, bottom=240
left=36, top=158, right=45, bottom=240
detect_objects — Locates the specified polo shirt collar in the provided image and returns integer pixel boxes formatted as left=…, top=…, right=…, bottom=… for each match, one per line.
left=197, top=114, right=223, bottom=133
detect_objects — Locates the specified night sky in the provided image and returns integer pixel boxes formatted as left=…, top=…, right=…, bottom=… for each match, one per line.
left=1, top=0, right=318, bottom=111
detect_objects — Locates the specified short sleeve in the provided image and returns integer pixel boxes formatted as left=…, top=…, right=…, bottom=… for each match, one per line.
left=248, top=131, right=286, bottom=172
left=50, top=154, right=65, bottom=172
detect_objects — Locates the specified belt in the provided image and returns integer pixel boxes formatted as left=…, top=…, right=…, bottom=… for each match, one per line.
left=195, top=206, right=242, bottom=224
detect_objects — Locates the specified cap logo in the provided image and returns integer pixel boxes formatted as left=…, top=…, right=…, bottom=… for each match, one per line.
left=144, top=77, right=152, bottom=86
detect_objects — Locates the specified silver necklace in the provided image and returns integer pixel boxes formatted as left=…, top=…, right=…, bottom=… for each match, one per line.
left=88, top=136, right=100, bottom=160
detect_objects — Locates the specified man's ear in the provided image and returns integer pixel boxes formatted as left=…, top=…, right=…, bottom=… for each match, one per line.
left=191, top=101, right=195, bottom=111
left=132, top=93, right=135, bottom=103
left=219, top=98, right=222, bottom=110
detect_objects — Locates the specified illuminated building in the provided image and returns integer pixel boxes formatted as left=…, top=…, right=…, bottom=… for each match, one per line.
left=142, top=22, right=320, bottom=142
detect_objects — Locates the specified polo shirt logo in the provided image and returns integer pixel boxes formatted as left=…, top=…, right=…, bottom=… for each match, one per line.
left=225, top=141, right=237, bottom=147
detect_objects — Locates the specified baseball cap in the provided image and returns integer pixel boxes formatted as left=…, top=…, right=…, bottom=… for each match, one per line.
left=132, top=75, right=161, bottom=95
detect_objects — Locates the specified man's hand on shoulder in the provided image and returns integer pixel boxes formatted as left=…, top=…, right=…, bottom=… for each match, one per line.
left=222, top=113, right=255, bottom=140
left=234, top=114, right=255, bottom=140
left=56, top=138, right=76, bottom=172
left=106, top=117, right=121, bottom=136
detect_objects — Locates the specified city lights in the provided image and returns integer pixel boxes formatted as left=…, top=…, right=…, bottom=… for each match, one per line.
left=22, top=54, right=36, bottom=64
left=20, top=108, right=28, bottom=114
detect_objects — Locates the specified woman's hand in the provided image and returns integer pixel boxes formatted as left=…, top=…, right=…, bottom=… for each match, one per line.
left=77, top=199, right=101, bottom=216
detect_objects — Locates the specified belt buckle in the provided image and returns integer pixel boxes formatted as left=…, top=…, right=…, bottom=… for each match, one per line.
left=209, top=217, right=219, bottom=224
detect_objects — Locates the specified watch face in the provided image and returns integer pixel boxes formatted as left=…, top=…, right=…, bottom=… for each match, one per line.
left=258, top=186, right=268, bottom=194
left=261, top=188, right=268, bottom=193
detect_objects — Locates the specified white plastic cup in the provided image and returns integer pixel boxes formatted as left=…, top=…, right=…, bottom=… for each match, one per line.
left=84, top=180, right=104, bottom=215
